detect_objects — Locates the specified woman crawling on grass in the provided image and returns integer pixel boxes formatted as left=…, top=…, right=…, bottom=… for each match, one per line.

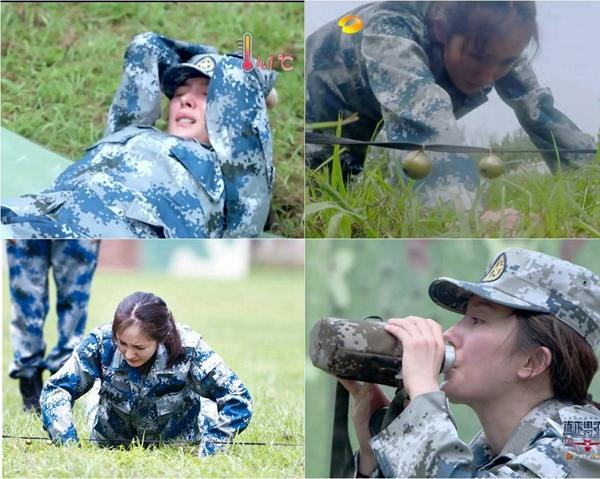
left=2, top=32, right=278, bottom=238
left=306, top=1, right=595, bottom=210
left=40, top=291, right=252, bottom=455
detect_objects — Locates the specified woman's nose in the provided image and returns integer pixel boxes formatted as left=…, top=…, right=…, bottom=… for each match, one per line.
left=180, top=93, right=195, bottom=108
left=474, top=64, right=497, bottom=86
left=443, top=323, right=461, bottom=348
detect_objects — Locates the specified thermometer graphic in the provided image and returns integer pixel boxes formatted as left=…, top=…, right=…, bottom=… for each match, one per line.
left=241, top=33, right=255, bottom=72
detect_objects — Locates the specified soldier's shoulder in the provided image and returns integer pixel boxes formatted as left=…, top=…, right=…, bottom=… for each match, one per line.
left=362, top=1, right=428, bottom=40
left=86, top=323, right=115, bottom=346
left=558, top=402, right=600, bottom=421
left=176, top=324, right=203, bottom=348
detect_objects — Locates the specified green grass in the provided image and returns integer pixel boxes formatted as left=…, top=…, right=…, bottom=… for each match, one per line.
left=0, top=2, right=304, bottom=237
left=306, top=132, right=600, bottom=238
left=3, top=267, right=304, bottom=478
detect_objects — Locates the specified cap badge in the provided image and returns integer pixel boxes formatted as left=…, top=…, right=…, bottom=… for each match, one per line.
left=482, top=253, right=506, bottom=282
left=196, top=56, right=216, bottom=74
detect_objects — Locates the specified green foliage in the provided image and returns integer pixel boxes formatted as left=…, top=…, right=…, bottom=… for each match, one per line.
left=306, top=130, right=600, bottom=238
left=3, top=267, right=304, bottom=477
left=0, top=2, right=304, bottom=237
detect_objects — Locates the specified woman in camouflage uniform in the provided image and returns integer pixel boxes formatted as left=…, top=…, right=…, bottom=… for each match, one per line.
left=342, top=248, right=600, bottom=477
left=306, top=2, right=595, bottom=209
left=40, top=291, right=252, bottom=456
left=2, top=32, right=277, bottom=238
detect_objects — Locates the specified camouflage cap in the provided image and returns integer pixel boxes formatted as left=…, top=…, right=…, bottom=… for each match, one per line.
left=428, top=248, right=600, bottom=351
left=161, top=54, right=221, bottom=98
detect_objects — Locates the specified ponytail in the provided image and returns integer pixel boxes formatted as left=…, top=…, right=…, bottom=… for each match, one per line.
left=163, top=310, right=183, bottom=367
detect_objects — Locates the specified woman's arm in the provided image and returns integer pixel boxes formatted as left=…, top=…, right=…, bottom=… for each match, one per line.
left=206, top=56, right=277, bottom=237
left=40, top=331, right=103, bottom=444
left=495, top=59, right=596, bottom=172
left=190, top=338, right=253, bottom=455
left=104, top=32, right=217, bottom=136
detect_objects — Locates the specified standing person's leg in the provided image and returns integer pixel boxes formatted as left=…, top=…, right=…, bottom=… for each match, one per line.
left=46, top=240, right=100, bottom=374
left=6, top=239, right=52, bottom=412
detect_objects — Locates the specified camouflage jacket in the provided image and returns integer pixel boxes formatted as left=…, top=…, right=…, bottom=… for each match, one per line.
left=306, top=2, right=595, bottom=208
left=367, top=391, right=600, bottom=477
left=2, top=32, right=276, bottom=238
left=41, top=323, right=252, bottom=456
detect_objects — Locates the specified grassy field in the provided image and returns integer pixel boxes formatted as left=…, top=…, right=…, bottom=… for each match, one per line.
left=0, top=2, right=304, bottom=237
left=306, top=145, right=600, bottom=238
left=2, top=266, right=304, bottom=478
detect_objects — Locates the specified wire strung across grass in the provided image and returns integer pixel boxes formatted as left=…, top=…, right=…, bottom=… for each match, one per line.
left=305, top=132, right=598, bottom=155
left=2, top=434, right=301, bottom=447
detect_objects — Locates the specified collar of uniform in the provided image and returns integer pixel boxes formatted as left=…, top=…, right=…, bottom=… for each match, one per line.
left=498, top=398, right=570, bottom=457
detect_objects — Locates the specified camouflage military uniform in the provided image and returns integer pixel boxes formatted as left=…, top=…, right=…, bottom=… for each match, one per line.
left=6, top=239, right=100, bottom=378
left=41, top=323, right=252, bottom=456
left=362, top=248, right=600, bottom=477
left=306, top=2, right=595, bottom=208
left=370, top=393, right=600, bottom=477
left=2, top=32, right=276, bottom=238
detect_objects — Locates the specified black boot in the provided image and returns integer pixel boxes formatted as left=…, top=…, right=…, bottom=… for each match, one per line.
left=19, top=370, right=43, bottom=414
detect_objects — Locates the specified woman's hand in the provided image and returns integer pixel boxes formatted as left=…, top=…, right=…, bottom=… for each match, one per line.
left=338, top=378, right=390, bottom=476
left=385, top=316, right=444, bottom=399
left=266, top=88, right=278, bottom=109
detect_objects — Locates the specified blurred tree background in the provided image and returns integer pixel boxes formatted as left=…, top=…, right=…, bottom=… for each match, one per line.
left=305, top=239, right=600, bottom=477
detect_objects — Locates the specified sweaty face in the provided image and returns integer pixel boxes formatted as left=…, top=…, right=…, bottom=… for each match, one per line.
left=441, top=296, right=529, bottom=406
left=167, top=76, right=210, bottom=143
left=442, top=25, right=531, bottom=95
left=115, top=322, right=159, bottom=368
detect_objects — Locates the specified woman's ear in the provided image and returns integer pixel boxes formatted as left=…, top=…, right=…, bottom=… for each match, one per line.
left=431, top=19, right=449, bottom=44
left=517, top=346, right=552, bottom=380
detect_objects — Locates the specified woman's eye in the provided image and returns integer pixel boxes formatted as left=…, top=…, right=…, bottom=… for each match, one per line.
left=471, top=317, right=484, bottom=325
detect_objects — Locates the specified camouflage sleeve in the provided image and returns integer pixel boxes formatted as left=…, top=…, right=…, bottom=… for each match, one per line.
left=104, top=32, right=217, bottom=136
left=361, top=15, right=479, bottom=210
left=495, top=59, right=596, bottom=172
left=40, top=331, right=102, bottom=444
left=189, top=338, right=253, bottom=456
left=206, top=55, right=275, bottom=237
left=369, top=392, right=572, bottom=478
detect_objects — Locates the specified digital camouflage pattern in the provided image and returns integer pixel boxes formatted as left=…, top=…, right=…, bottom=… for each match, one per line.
left=41, top=322, right=252, bottom=456
left=2, top=32, right=276, bottom=238
left=310, top=318, right=404, bottom=387
left=429, top=248, right=600, bottom=351
left=369, top=391, right=600, bottom=477
left=6, top=240, right=99, bottom=378
left=306, top=2, right=595, bottom=209
left=310, top=317, right=454, bottom=386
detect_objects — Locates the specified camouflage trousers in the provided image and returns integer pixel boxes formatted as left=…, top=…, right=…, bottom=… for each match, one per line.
left=6, top=240, right=99, bottom=378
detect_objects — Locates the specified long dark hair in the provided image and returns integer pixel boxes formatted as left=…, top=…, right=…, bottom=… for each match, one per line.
left=515, top=312, right=599, bottom=408
left=428, top=1, right=539, bottom=56
left=112, top=291, right=183, bottom=367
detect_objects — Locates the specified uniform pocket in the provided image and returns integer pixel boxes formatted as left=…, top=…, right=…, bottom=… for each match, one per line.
left=85, top=126, right=149, bottom=151
left=168, top=143, right=225, bottom=203
left=99, top=383, right=132, bottom=415
left=155, top=392, right=185, bottom=416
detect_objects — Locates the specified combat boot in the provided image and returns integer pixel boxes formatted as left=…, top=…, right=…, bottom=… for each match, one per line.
left=19, top=369, right=43, bottom=414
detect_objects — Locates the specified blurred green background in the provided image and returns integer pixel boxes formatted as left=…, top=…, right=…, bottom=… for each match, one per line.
left=305, top=239, right=600, bottom=478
